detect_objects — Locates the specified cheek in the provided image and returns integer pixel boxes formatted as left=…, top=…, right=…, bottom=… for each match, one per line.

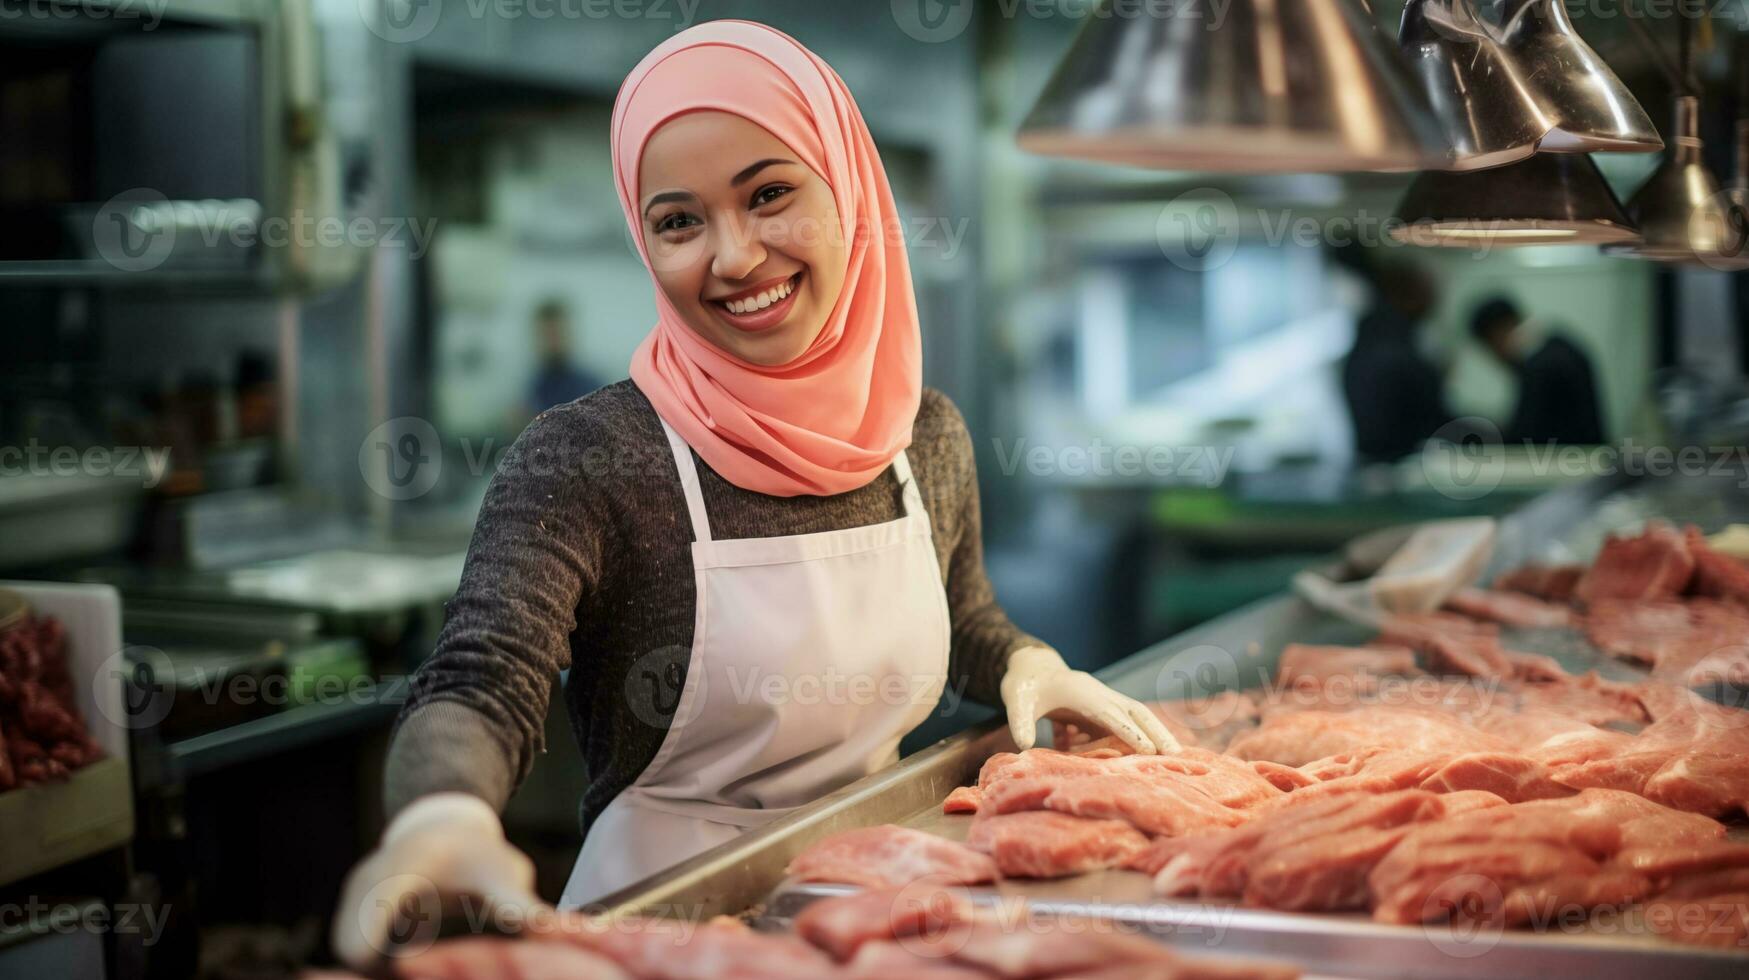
left=645, top=238, right=709, bottom=306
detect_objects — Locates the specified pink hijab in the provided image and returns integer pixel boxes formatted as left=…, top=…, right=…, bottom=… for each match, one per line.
left=612, top=20, right=923, bottom=498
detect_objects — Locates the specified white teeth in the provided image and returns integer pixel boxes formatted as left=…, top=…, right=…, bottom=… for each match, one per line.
left=725, top=277, right=794, bottom=314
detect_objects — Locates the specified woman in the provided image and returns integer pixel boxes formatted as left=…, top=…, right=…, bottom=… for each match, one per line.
left=334, top=20, right=1174, bottom=966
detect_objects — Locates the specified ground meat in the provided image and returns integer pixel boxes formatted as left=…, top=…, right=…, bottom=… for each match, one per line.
left=0, top=612, right=102, bottom=791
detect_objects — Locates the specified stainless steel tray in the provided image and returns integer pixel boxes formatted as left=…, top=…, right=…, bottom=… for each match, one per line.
left=767, top=808, right=1749, bottom=980
left=596, top=470, right=1749, bottom=976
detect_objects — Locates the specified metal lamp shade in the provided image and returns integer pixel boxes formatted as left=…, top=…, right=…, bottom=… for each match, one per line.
left=1499, top=0, right=1662, bottom=155
left=1606, top=96, right=1749, bottom=270
left=1400, top=0, right=1547, bottom=171
left=1390, top=152, right=1639, bottom=247
left=1400, top=0, right=1660, bottom=171
left=1017, top=0, right=1444, bottom=173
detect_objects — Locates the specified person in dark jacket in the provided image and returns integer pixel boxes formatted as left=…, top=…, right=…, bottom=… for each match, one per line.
left=1342, top=259, right=1456, bottom=461
left=1470, top=297, right=1605, bottom=446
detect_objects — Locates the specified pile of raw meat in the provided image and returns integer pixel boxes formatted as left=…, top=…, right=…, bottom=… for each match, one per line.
left=1502, top=522, right=1749, bottom=687
left=784, top=522, right=1749, bottom=952
left=0, top=611, right=104, bottom=791
left=309, top=881, right=1300, bottom=979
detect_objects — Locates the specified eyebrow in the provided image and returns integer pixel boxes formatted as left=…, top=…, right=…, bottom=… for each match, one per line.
left=642, top=191, right=696, bottom=217
left=730, top=158, right=795, bottom=187
left=641, top=158, right=798, bottom=218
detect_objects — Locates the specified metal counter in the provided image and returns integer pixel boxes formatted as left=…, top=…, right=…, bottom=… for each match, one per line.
left=591, top=468, right=1749, bottom=978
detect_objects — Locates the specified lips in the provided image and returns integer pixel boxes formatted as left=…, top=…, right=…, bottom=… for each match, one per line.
left=707, top=271, right=804, bottom=333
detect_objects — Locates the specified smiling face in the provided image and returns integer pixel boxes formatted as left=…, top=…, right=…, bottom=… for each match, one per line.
left=637, top=111, right=849, bottom=366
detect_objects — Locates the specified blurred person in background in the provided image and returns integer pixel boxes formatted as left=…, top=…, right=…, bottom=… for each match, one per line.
left=527, top=298, right=604, bottom=413
left=1470, top=297, right=1605, bottom=446
left=1341, top=258, right=1456, bottom=462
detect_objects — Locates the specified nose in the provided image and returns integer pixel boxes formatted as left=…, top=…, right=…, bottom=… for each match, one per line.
left=708, top=212, right=766, bottom=283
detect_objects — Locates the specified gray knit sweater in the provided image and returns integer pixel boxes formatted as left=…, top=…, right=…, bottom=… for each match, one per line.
left=386, top=380, right=1038, bottom=835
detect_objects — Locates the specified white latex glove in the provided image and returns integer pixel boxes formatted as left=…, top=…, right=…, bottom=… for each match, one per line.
left=1000, top=646, right=1180, bottom=755
left=332, top=792, right=547, bottom=968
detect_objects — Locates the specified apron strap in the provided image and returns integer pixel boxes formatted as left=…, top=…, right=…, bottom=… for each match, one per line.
left=661, top=417, right=920, bottom=538
left=658, top=418, right=713, bottom=544
left=891, top=450, right=923, bottom=519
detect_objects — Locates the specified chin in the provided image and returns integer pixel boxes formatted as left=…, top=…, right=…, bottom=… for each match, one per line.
left=691, top=309, right=822, bottom=367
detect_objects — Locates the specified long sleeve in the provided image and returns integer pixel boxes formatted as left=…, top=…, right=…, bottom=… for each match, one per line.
left=931, top=402, right=1042, bottom=707
left=385, top=409, right=613, bottom=817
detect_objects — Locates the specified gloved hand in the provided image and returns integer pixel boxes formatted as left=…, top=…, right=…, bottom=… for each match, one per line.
left=1000, top=646, right=1180, bottom=755
left=332, top=792, right=547, bottom=968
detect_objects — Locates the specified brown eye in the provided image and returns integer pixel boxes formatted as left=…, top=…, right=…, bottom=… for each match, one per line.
left=751, top=184, right=792, bottom=208
left=654, top=212, right=699, bottom=235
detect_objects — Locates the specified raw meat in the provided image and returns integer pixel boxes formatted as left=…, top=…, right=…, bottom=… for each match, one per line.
left=1242, top=792, right=1451, bottom=911
left=980, top=747, right=1284, bottom=812
left=795, top=882, right=973, bottom=962
left=1155, top=691, right=1264, bottom=751
left=1494, top=563, right=1585, bottom=602
left=942, top=786, right=982, bottom=814
left=1544, top=696, right=1749, bottom=820
left=1282, top=747, right=1458, bottom=801
left=1054, top=692, right=1262, bottom=754
left=1686, top=525, right=1749, bottom=606
left=1274, top=644, right=1420, bottom=693
left=843, top=942, right=993, bottom=979
left=979, top=767, right=1248, bottom=838
left=1582, top=598, right=1749, bottom=678
left=1226, top=708, right=1508, bottom=768
left=938, top=915, right=1298, bottom=980
left=1575, top=522, right=1696, bottom=605
left=534, top=915, right=836, bottom=980
left=1444, top=588, right=1575, bottom=629
left=792, top=881, right=1301, bottom=980
left=1367, top=791, right=1650, bottom=926
left=1377, top=612, right=1514, bottom=679
left=964, top=810, right=1149, bottom=878
left=1507, top=670, right=1650, bottom=729
left=1418, top=753, right=1576, bottom=803
left=392, top=937, right=631, bottom=979
left=1143, top=790, right=1454, bottom=912
left=786, top=826, right=997, bottom=888
left=0, top=612, right=104, bottom=789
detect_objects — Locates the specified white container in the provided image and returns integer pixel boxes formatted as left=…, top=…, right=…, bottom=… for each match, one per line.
left=0, top=581, right=134, bottom=887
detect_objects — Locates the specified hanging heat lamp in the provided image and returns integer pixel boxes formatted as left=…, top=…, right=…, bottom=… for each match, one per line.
left=1605, top=17, right=1749, bottom=270
left=1016, top=0, right=1444, bottom=173
left=1398, top=0, right=1660, bottom=172
left=1390, top=152, right=1638, bottom=247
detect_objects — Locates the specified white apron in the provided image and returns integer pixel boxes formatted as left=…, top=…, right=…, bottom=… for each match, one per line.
left=559, top=419, right=951, bottom=908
